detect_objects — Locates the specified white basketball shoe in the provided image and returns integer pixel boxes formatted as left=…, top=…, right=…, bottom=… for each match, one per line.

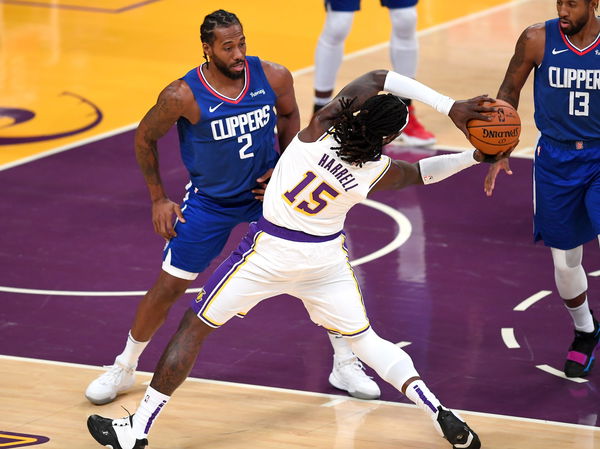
left=329, top=355, right=381, bottom=400
left=85, top=357, right=136, bottom=405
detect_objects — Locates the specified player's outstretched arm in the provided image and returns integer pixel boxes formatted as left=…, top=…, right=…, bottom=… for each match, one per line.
left=135, top=80, right=194, bottom=239
left=371, top=148, right=512, bottom=193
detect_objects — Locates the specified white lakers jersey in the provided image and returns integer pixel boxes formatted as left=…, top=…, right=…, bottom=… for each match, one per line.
left=262, top=133, right=391, bottom=236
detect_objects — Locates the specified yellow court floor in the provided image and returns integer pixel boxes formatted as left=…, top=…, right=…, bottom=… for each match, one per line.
left=1, top=0, right=520, bottom=167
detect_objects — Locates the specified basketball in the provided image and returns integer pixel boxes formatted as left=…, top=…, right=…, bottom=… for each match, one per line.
left=466, top=99, right=521, bottom=155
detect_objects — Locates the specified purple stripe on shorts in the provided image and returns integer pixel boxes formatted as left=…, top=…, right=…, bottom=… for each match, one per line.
left=257, top=217, right=342, bottom=242
left=567, top=351, right=588, bottom=365
left=190, top=223, right=262, bottom=318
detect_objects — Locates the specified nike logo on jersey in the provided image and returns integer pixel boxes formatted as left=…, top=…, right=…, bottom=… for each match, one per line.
left=209, top=102, right=224, bottom=113
left=552, top=48, right=569, bottom=55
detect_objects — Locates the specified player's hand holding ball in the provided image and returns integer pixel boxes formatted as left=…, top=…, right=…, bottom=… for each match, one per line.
left=467, top=99, right=521, bottom=162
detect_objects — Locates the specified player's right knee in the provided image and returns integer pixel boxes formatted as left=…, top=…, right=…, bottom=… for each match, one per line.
left=551, top=246, right=587, bottom=299
left=319, top=11, right=354, bottom=45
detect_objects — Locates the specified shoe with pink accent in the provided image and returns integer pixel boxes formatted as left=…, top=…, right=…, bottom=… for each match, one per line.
left=396, top=105, right=436, bottom=146
left=564, top=314, right=600, bottom=378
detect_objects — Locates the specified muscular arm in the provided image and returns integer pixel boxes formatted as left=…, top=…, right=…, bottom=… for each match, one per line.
left=485, top=23, right=544, bottom=196
left=497, top=23, right=545, bottom=107
left=262, top=60, right=300, bottom=152
left=134, top=80, right=197, bottom=238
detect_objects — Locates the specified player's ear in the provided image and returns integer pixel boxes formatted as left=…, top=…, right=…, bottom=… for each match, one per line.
left=202, top=42, right=211, bottom=61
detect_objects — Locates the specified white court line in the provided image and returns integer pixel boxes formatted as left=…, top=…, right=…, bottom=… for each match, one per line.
left=514, top=290, right=553, bottom=311
left=0, top=122, right=139, bottom=172
left=0, top=200, right=410, bottom=297
left=0, top=0, right=535, bottom=172
left=2, top=354, right=598, bottom=431
left=536, top=365, right=588, bottom=384
left=501, top=328, right=520, bottom=349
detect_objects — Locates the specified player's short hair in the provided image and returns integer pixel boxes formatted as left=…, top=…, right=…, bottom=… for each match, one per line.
left=328, top=94, right=408, bottom=166
left=200, top=10, right=241, bottom=45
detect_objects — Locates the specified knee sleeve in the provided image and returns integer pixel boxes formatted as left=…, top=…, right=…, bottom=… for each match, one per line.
left=314, top=11, right=354, bottom=92
left=551, top=246, right=587, bottom=299
left=349, top=329, right=419, bottom=390
left=388, top=7, right=418, bottom=78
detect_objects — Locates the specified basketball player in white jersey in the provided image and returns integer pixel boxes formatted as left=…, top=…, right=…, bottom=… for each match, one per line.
left=87, top=69, right=509, bottom=449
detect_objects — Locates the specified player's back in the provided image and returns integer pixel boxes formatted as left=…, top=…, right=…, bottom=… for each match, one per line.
left=534, top=18, right=600, bottom=142
left=262, top=132, right=390, bottom=236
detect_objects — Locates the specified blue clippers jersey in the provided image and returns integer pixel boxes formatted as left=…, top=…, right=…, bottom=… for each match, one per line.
left=177, top=56, right=279, bottom=202
left=533, top=19, right=600, bottom=142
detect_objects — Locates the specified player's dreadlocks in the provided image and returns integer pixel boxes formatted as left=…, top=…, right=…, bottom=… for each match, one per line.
left=200, top=10, right=241, bottom=62
left=328, top=94, right=408, bottom=166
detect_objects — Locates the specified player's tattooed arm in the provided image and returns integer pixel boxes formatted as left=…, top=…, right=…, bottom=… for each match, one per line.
left=497, top=23, right=545, bottom=109
left=135, top=80, right=193, bottom=238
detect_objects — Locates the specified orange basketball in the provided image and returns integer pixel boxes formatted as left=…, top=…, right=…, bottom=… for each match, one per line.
left=466, top=99, right=521, bottom=155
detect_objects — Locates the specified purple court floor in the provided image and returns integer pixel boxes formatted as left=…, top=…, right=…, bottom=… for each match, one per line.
left=1, top=128, right=599, bottom=427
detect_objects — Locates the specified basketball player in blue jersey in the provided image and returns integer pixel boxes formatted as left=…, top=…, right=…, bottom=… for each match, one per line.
left=485, top=0, right=600, bottom=378
left=85, top=9, right=380, bottom=406
left=313, top=0, right=436, bottom=146
left=87, top=69, right=505, bottom=449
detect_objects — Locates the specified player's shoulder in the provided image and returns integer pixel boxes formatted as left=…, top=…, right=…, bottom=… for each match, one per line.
left=259, top=59, right=293, bottom=84
left=522, top=22, right=546, bottom=41
left=159, top=79, right=193, bottom=102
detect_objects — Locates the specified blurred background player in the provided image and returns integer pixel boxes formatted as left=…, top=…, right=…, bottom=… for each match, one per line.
left=485, top=0, right=600, bottom=377
left=313, top=0, right=436, bottom=146
left=84, top=9, right=380, bottom=407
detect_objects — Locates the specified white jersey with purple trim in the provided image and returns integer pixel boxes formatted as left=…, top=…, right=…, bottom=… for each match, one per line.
left=262, top=132, right=392, bottom=236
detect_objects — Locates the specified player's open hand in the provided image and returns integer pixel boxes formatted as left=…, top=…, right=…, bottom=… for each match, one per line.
left=484, top=158, right=513, bottom=196
left=449, top=95, right=496, bottom=138
left=252, top=168, right=274, bottom=201
left=151, top=197, right=186, bottom=239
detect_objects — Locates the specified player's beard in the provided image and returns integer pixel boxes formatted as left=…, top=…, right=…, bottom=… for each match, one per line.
left=211, top=55, right=245, bottom=80
left=562, top=12, right=589, bottom=35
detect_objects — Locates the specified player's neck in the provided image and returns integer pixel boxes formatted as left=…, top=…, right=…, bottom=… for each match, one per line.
left=568, top=16, right=600, bottom=48
left=201, top=63, right=245, bottom=98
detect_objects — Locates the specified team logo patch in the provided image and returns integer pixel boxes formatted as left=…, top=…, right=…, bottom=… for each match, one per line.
left=0, top=431, right=50, bottom=447
left=0, top=92, right=102, bottom=145
left=195, top=288, right=206, bottom=303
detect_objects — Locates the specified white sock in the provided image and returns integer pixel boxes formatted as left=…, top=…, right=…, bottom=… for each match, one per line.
left=328, top=333, right=354, bottom=360
left=404, top=379, right=441, bottom=419
left=116, top=331, right=149, bottom=368
left=132, top=385, right=170, bottom=439
left=566, top=298, right=595, bottom=333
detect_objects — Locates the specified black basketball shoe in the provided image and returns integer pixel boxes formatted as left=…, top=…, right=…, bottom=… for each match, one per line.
left=564, top=315, right=600, bottom=378
left=436, top=406, right=481, bottom=449
left=87, top=413, right=148, bottom=449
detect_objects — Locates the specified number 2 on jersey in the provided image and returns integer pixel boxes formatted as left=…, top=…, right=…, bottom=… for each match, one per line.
left=283, top=171, right=340, bottom=215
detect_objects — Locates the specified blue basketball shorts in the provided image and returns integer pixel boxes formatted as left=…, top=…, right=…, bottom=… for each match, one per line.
left=533, top=136, right=600, bottom=250
left=325, top=0, right=418, bottom=12
left=162, top=188, right=263, bottom=280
